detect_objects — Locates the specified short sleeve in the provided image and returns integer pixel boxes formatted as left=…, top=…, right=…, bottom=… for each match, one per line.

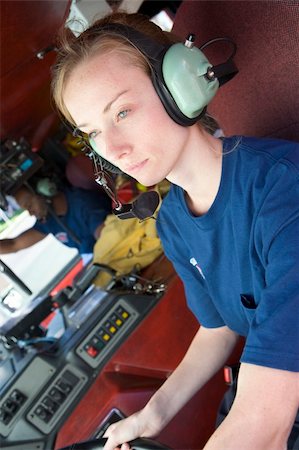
left=242, top=185, right=299, bottom=371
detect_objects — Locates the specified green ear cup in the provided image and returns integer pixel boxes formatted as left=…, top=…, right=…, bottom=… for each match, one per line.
left=36, top=178, right=58, bottom=197
left=162, top=43, right=219, bottom=119
left=89, top=137, right=99, bottom=153
left=88, top=137, right=122, bottom=174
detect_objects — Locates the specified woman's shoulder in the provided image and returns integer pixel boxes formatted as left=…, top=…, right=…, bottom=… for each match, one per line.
left=228, top=135, right=299, bottom=168
left=159, top=183, right=184, bottom=210
left=157, top=183, right=186, bottom=228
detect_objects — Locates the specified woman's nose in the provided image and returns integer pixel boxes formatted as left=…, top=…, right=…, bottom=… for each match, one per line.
left=102, top=128, right=132, bottom=162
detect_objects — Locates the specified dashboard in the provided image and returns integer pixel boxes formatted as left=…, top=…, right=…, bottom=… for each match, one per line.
left=0, top=261, right=233, bottom=450
left=0, top=280, right=163, bottom=450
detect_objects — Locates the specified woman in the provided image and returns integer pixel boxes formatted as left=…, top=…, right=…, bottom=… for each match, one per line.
left=51, top=12, right=299, bottom=450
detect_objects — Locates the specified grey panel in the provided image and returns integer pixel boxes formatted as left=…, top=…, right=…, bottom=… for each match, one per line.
left=26, top=364, right=88, bottom=434
left=0, top=357, right=55, bottom=438
left=75, top=299, right=138, bottom=368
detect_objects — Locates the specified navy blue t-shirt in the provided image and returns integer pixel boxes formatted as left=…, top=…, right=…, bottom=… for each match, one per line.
left=34, top=187, right=111, bottom=254
left=157, top=136, right=299, bottom=372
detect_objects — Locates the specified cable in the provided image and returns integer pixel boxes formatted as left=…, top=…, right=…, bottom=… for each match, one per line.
left=199, top=36, right=237, bottom=59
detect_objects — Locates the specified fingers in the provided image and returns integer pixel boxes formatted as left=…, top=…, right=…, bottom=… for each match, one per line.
left=102, top=409, right=149, bottom=450
left=102, top=419, right=133, bottom=450
left=102, top=438, right=130, bottom=450
left=120, top=443, right=131, bottom=450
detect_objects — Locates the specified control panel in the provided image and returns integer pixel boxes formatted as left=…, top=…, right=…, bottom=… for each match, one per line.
left=27, top=365, right=88, bottom=434
left=0, top=286, right=161, bottom=449
left=0, top=357, right=56, bottom=438
left=76, top=299, right=137, bottom=368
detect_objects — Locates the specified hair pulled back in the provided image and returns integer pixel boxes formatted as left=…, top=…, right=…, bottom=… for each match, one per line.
left=52, top=12, right=171, bottom=123
left=51, top=12, right=219, bottom=134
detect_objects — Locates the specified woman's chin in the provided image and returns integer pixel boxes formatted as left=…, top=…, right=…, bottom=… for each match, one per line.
left=134, top=174, right=165, bottom=188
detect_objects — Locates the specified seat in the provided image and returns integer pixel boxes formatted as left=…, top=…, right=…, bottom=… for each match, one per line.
left=172, top=1, right=299, bottom=141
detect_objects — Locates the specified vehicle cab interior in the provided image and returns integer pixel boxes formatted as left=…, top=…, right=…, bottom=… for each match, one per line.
left=0, top=1, right=298, bottom=450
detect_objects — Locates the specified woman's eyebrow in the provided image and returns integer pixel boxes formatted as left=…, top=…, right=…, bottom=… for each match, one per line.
left=103, top=90, right=129, bottom=113
left=77, top=90, right=129, bottom=130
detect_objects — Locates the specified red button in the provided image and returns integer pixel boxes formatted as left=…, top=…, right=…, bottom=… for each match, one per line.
left=224, top=366, right=233, bottom=384
left=86, top=346, right=98, bottom=358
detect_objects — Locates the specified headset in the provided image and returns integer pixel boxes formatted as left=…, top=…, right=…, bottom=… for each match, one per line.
left=75, top=23, right=237, bottom=159
left=35, top=177, right=59, bottom=198
left=73, top=23, right=238, bottom=219
left=26, top=178, right=82, bottom=245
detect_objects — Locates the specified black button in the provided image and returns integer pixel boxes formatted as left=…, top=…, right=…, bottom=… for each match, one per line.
left=48, top=387, right=65, bottom=404
left=10, top=390, right=26, bottom=406
left=3, top=399, right=18, bottom=414
left=0, top=407, right=12, bottom=425
left=56, top=379, right=72, bottom=394
left=42, top=396, right=59, bottom=413
left=35, top=405, right=51, bottom=423
left=63, top=370, right=79, bottom=387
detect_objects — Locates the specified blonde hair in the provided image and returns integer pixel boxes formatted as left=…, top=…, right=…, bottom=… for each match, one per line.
left=51, top=12, right=219, bottom=134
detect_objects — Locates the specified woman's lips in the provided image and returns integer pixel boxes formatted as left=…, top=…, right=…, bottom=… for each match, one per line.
left=124, top=158, right=148, bottom=173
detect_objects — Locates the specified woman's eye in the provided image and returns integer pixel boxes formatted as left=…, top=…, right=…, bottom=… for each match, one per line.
left=88, top=131, right=97, bottom=139
left=117, top=109, right=129, bottom=120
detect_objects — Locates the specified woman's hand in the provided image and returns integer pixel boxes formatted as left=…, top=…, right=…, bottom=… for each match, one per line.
left=102, top=326, right=239, bottom=450
left=103, top=408, right=163, bottom=450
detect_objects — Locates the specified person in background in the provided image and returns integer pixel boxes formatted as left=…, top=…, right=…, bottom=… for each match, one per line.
left=51, top=11, right=299, bottom=450
left=0, top=184, right=111, bottom=256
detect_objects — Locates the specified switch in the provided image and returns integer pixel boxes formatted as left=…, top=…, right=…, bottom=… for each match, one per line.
left=3, top=399, right=18, bottom=415
left=63, top=370, right=80, bottom=387
left=34, top=405, right=51, bottom=423
left=0, top=407, right=12, bottom=425
left=86, top=345, right=98, bottom=358
left=91, top=337, right=105, bottom=351
left=110, top=313, right=123, bottom=327
left=42, top=396, right=59, bottom=414
left=97, top=328, right=111, bottom=343
left=10, top=390, right=26, bottom=406
left=116, top=306, right=130, bottom=320
left=104, top=321, right=117, bottom=334
left=56, top=379, right=72, bottom=394
left=48, top=387, right=65, bottom=404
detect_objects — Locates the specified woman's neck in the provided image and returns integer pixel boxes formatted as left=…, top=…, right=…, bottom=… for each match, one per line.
left=167, top=127, right=223, bottom=216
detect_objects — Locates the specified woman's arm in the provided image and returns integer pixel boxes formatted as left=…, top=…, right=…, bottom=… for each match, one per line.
left=204, top=362, right=299, bottom=450
left=103, top=325, right=239, bottom=450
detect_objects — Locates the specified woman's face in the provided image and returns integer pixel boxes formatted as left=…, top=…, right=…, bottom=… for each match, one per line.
left=63, top=51, right=192, bottom=186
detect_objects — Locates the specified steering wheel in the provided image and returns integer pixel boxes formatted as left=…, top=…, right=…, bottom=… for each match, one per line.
left=58, top=437, right=171, bottom=450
